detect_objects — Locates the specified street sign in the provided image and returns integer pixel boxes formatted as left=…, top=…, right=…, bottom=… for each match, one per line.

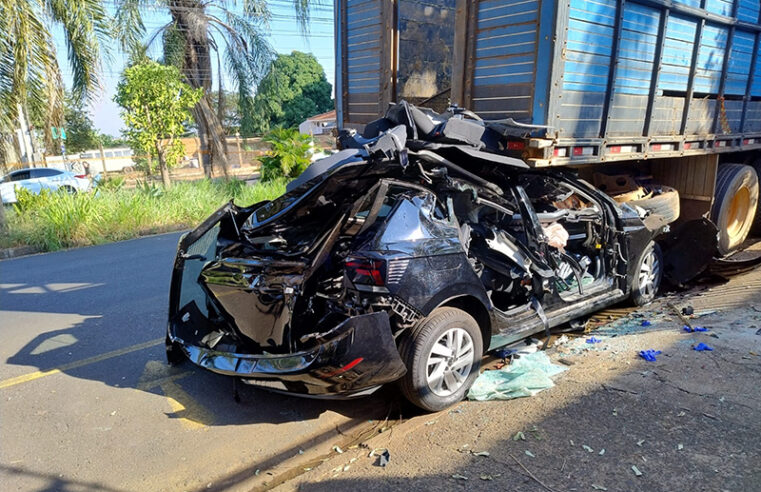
left=51, top=127, right=67, bottom=140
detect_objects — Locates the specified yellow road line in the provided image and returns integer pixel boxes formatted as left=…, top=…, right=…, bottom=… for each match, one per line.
left=161, top=380, right=215, bottom=429
left=0, top=338, right=164, bottom=389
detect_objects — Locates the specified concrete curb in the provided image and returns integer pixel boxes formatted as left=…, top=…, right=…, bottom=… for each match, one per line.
left=0, top=245, right=41, bottom=260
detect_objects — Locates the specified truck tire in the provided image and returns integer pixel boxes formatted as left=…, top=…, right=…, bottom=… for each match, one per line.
left=751, top=158, right=761, bottom=233
left=398, top=307, right=482, bottom=412
left=712, top=163, right=759, bottom=255
left=622, top=186, right=680, bottom=224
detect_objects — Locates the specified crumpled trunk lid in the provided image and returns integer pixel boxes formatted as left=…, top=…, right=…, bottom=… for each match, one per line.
left=200, top=257, right=307, bottom=349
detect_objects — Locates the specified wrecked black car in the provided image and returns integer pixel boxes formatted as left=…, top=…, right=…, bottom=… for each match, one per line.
left=167, top=102, right=669, bottom=411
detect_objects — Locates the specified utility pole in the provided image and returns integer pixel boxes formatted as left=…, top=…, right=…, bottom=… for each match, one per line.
left=98, top=140, right=108, bottom=176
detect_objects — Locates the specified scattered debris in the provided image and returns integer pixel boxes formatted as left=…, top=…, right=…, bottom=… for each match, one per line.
left=636, top=439, right=645, bottom=447
left=480, top=474, right=494, bottom=481
left=472, top=451, right=490, bottom=457
left=513, top=431, right=526, bottom=441
left=582, top=445, right=594, bottom=453
left=373, top=450, right=390, bottom=467
left=677, top=444, right=684, bottom=450
left=598, top=449, right=605, bottom=456
left=612, top=408, right=618, bottom=416
left=586, top=337, right=602, bottom=344
left=369, top=448, right=388, bottom=458
left=682, top=306, right=694, bottom=316
left=558, top=358, right=575, bottom=366
left=554, top=334, right=571, bottom=346
left=638, top=349, right=662, bottom=362
left=641, top=320, right=652, bottom=327
left=493, top=338, right=541, bottom=359
left=677, top=411, right=687, bottom=417
left=631, top=465, right=643, bottom=476
left=451, top=474, right=468, bottom=480
left=508, top=453, right=559, bottom=492
left=525, top=450, right=535, bottom=458
left=693, top=343, right=714, bottom=351
left=468, top=352, right=568, bottom=401
left=683, top=325, right=708, bottom=333
left=591, top=484, right=608, bottom=490
left=332, top=446, right=344, bottom=454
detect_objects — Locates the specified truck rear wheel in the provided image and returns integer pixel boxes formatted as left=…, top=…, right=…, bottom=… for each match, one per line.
left=712, top=164, right=759, bottom=255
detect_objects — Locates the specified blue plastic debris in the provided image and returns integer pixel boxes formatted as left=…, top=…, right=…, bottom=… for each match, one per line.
left=683, top=326, right=708, bottom=333
left=693, top=343, right=714, bottom=351
left=641, top=320, right=651, bottom=327
left=638, top=349, right=662, bottom=362
left=586, top=337, right=602, bottom=344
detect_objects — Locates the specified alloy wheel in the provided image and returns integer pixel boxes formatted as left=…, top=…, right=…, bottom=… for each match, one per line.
left=638, top=248, right=661, bottom=299
left=425, top=327, right=475, bottom=397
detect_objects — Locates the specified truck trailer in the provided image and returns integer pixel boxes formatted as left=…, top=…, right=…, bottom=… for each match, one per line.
left=334, top=0, right=761, bottom=255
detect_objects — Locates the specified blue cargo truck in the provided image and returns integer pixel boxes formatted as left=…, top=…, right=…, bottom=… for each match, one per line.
left=334, top=0, right=761, bottom=254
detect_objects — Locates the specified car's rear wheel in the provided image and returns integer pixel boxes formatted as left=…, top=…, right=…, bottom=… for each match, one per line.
left=398, top=307, right=482, bottom=412
left=59, top=185, right=76, bottom=194
left=629, top=241, right=663, bottom=306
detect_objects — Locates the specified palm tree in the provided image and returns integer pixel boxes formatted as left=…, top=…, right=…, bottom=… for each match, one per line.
left=114, top=0, right=313, bottom=178
left=0, top=0, right=109, bottom=229
left=0, top=0, right=110, bottom=141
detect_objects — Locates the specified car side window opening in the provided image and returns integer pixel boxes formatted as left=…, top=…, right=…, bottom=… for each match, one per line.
left=11, top=171, right=30, bottom=181
left=517, top=174, right=607, bottom=299
left=32, top=168, right=61, bottom=178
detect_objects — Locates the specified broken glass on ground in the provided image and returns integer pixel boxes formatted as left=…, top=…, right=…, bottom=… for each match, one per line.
left=467, top=351, right=567, bottom=401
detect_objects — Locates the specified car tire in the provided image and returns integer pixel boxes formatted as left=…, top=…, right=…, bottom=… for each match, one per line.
left=629, top=241, right=663, bottom=306
left=624, top=186, right=680, bottom=224
left=711, top=163, right=759, bottom=255
left=59, top=185, right=76, bottom=194
left=398, top=307, right=482, bottom=412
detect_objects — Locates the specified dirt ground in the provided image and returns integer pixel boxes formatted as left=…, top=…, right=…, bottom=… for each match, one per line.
left=272, top=258, right=761, bottom=491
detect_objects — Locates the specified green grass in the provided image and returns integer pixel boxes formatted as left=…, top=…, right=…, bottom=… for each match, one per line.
left=0, top=178, right=287, bottom=252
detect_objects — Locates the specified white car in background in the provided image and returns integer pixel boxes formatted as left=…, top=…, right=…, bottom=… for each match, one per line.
left=0, top=168, right=91, bottom=204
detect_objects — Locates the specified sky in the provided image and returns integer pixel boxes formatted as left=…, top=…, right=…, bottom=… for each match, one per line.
left=54, top=1, right=336, bottom=137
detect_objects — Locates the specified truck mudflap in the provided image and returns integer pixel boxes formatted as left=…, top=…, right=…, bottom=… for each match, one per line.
left=167, top=310, right=407, bottom=397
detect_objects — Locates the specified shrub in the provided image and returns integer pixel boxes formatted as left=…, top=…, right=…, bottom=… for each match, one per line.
left=260, top=128, right=312, bottom=182
left=0, top=178, right=287, bottom=252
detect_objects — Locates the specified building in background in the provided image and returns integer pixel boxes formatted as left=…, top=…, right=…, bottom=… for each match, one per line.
left=299, top=110, right=337, bottom=136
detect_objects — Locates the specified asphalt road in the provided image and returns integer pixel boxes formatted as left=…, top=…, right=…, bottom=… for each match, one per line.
left=0, top=233, right=400, bottom=491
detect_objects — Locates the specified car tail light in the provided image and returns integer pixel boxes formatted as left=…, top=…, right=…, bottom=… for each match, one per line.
left=345, top=257, right=386, bottom=286
left=75, top=174, right=87, bottom=179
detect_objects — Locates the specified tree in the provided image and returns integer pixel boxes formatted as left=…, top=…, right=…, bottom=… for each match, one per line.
left=115, top=61, right=202, bottom=188
left=64, top=94, right=100, bottom=153
left=0, top=0, right=109, bottom=140
left=249, top=51, right=333, bottom=134
left=114, top=0, right=314, bottom=178
left=98, top=134, right=129, bottom=149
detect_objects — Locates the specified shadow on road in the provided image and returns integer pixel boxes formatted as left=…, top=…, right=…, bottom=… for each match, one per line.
left=1, top=233, right=401, bottom=429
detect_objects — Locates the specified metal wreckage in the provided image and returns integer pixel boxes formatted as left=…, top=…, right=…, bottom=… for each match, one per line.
left=166, top=102, right=716, bottom=411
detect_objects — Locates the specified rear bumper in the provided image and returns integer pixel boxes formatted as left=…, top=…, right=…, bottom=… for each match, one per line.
left=167, top=310, right=407, bottom=397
